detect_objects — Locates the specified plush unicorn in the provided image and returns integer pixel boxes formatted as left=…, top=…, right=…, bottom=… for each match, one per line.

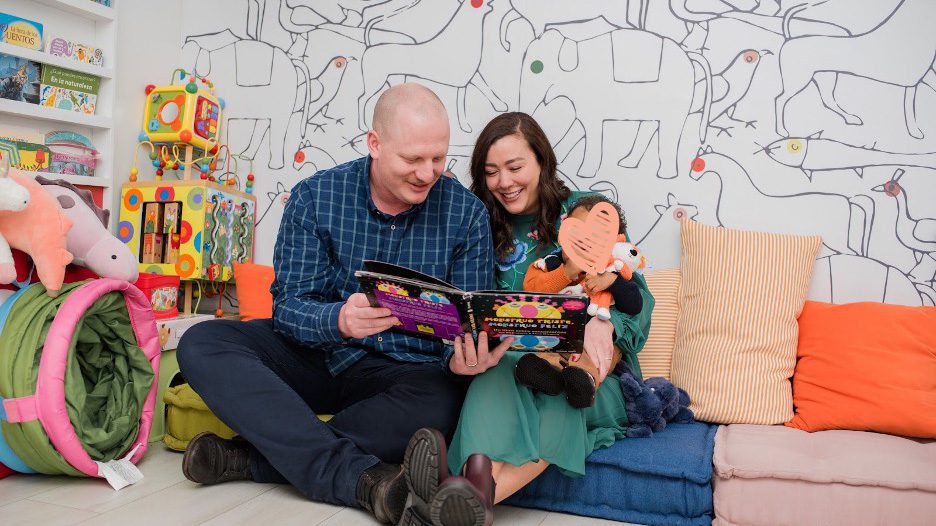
left=36, top=176, right=138, bottom=282
left=0, top=156, right=31, bottom=284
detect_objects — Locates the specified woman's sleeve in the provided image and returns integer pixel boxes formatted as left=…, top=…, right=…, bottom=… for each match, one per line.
left=608, top=273, right=654, bottom=369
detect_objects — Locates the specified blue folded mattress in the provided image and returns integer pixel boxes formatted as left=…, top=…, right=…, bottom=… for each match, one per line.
left=505, top=422, right=717, bottom=526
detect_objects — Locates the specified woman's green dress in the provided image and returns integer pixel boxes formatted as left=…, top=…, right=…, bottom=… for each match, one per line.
left=447, top=192, right=654, bottom=477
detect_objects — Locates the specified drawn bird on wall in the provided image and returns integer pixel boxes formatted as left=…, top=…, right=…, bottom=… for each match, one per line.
left=871, top=169, right=936, bottom=279
left=304, top=55, right=353, bottom=131
left=691, top=49, right=766, bottom=135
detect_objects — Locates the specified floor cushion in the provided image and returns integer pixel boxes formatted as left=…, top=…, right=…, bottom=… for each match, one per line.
left=713, top=424, right=936, bottom=526
left=506, top=422, right=717, bottom=526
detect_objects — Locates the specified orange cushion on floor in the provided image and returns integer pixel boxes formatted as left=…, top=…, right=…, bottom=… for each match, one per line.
left=787, top=301, right=936, bottom=438
left=232, top=262, right=275, bottom=321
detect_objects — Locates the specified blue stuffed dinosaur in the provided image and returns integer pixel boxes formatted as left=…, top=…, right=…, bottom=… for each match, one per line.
left=615, top=363, right=694, bottom=438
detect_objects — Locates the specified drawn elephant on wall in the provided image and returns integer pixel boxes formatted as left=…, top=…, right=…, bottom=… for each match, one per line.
left=182, top=30, right=310, bottom=170
left=519, top=28, right=701, bottom=179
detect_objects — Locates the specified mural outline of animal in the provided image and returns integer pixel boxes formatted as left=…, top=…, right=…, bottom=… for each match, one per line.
left=357, top=0, right=506, bottom=133
left=633, top=193, right=698, bottom=269
left=871, top=168, right=936, bottom=283
left=774, top=0, right=936, bottom=138
left=762, top=134, right=936, bottom=179
left=182, top=29, right=312, bottom=170
left=690, top=146, right=874, bottom=258
left=519, top=28, right=712, bottom=179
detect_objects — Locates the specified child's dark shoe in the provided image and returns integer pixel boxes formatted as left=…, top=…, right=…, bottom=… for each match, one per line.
left=514, top=353, right=563, bottom=395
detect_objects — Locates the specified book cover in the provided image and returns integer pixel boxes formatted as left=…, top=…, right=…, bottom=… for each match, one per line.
left=355, top=261, right=589, bottom=351
left=39, top=64, right=100, bottom=115
left=0, top=52, right=41, bottom=103
left=0, top=13, right=43, bottom=51
left=47, top=37, right=104, bottom=67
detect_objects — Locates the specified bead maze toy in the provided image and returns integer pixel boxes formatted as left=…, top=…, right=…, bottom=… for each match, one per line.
left=121, top=69, right=256, bottom=314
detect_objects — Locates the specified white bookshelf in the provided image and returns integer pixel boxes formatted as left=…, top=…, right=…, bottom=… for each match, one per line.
left=0, top=41, right=114, bottom=78
left=0, top=0, right=116, bottom=214
left=20, top=169, right=112, bottom=189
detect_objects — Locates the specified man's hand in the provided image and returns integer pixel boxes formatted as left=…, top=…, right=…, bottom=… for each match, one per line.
left=582, top=272, right=617, bottom=294
left=583, top=317, right=615, bottom=382
left=449, top=331, right=513, bottom=376
left=338, top=293, right=399, bottom=339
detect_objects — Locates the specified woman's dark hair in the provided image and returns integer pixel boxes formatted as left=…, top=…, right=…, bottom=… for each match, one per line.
left=470, top=112, right=571, bottom=260
left=567, top=194, right=628, bottom=234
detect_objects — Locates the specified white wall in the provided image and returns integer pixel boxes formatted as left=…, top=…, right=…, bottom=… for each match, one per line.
left=114, top=0, right=183, bottom=215
left=119, top=0, right=936, bottom=306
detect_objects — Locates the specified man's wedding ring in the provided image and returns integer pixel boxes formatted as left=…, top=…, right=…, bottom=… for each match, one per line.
left=466, top=361, right=478, bottom=367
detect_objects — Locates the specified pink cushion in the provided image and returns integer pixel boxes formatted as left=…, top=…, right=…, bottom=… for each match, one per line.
left=713, top=424, right=936, bottom=526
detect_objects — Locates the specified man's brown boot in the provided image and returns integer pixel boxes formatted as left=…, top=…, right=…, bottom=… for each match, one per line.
left=356, top=462, right=408, bottom=524
left=182, top=432, right=252, bottom=485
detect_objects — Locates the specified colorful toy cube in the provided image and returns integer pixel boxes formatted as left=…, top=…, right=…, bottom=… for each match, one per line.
left=141, top=84, right=222, bottom=151
left=119, top=181, right=255, bottom=282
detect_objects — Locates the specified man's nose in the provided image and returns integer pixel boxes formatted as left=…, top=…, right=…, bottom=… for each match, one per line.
left=415, top=160, right=436, bottom=182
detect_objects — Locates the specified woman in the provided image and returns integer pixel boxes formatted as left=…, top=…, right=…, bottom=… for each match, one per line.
left=445, top=112, right=655, bottom=509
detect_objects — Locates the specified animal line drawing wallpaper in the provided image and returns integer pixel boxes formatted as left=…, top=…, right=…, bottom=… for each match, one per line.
left=180, top=0, right=936, bottom=306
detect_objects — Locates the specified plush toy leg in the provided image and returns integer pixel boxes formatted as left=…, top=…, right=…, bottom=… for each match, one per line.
left=586, top=290, right=613, bottom=320
left=0, top=234, right=15, bottom=284
left=514, top=352, right=564, bottom=396
left=561, top=347, right=622, bottom=409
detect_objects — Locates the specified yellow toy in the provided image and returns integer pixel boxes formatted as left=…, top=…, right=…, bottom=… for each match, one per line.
left=141, top=69, right=223, bottom=152
left=118, top=180, right=255, bottom=283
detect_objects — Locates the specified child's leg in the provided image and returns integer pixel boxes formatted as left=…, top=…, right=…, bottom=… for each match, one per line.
left=586, top=290, right=613, bottom=320
left=514, top=352, right=564, bottom=395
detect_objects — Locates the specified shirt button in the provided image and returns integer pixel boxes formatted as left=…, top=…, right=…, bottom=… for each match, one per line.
left=390, top=225, right=396, bottom=230
left=377, top=336, right=383, bottom=342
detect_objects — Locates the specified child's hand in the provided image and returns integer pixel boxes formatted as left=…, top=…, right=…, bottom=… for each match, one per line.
left=562, top=256, right=584, bottom=281
left=583, top=272, right=617, bottom=293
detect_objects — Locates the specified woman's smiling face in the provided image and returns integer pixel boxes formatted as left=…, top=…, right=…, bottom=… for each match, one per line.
left=484, top=132, right=541, bottom=216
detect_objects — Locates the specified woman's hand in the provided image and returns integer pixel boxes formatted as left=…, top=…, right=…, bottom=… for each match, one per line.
left=449, top=331, right=513, bottom=376
left=582, top=272, right=617, bottom=294
left=583, top=316, right=615, bottom=382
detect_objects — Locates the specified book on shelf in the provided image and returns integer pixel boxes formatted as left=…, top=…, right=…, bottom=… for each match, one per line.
left=47, top=37, right=104, bottom=67
left=355, top=260, right=590, bottom=352
left=0, top=13, right=43, bottom=51
left=0, top=52, right=42, bottom=104
left=39, top=63, right=99, bottom=115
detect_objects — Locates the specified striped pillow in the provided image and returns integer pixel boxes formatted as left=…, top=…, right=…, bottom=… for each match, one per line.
left=638, top=268, right=680, bottom=379
left=671, top=220, right=821, bottom=424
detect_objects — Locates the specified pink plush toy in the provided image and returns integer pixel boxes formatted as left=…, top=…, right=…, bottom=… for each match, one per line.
left=0, top=157, right=31, bottom=284
left=0, top=167, right=73, bottom=296
left=36, top=176, right=138, bottom=282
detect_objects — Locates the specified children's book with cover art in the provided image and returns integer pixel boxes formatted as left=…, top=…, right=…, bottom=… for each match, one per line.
left=355, top=261, right=589, bottom=352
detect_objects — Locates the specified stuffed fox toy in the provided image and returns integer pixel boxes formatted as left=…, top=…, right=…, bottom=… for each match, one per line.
left=518, top=195, right=645, bottom=408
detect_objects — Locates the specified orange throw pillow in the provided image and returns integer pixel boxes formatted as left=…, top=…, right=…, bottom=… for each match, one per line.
left=233, top=262, right=275, bottom=321
left=787, top=301, right=936, bottom=438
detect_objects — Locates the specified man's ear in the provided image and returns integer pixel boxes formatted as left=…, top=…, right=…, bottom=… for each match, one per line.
left=366, top=130, right=380, bottom=159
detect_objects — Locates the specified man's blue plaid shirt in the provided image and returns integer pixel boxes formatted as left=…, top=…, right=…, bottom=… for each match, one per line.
left=271, top=156, right=494, bottom=376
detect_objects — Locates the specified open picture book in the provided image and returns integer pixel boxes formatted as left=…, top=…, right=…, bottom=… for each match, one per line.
left=354, top=261, right=589, bottom=352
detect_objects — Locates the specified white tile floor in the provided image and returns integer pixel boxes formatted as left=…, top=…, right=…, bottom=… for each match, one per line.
left=0, top=446, right=639, bottom=525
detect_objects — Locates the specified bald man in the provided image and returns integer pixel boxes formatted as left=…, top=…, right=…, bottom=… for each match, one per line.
left=177, top=83, right=506, bottom=524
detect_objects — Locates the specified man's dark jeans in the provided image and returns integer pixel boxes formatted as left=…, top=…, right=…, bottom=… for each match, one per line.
left=177, top=318, right=466, bottom=506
